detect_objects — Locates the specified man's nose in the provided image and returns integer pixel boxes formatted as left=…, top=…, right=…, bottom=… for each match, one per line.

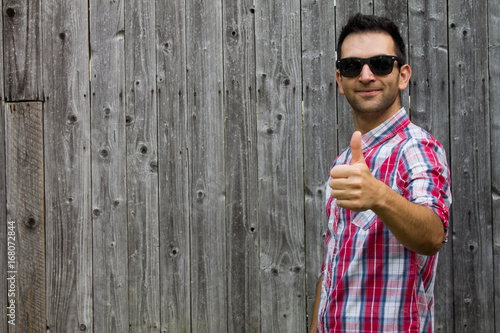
left=359, top=63, right=375, bottom=81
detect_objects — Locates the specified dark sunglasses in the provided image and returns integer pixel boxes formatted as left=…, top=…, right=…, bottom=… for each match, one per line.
left=336, top=55, right=404, bottom=77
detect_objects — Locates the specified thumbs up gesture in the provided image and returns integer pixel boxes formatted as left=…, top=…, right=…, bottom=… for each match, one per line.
left=329, top=131, right=382, bottom=212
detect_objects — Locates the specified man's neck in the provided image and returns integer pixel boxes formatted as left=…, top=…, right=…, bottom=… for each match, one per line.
left=352, top=106, right=402, bottom=134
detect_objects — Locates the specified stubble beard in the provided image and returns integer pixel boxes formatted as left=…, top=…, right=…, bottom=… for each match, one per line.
left=347, top=89, right=401, bottom=124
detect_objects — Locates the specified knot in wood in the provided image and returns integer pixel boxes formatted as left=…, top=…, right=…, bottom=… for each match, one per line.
left=67, top=114, right=78, bottom=124
left=150, top=160, right=158, bottom=173
left=139, top=145, right=148, bottom=155
left=99, top=148, right=109, bottom=159
left=196, top=190, right=205, bottom=200
left=24, top=216, right=37, bottom=229
left=170, top=247, right=179, bottom=257
left=125, top=115, right=134, bottom=125
left=6, top=8, right=16, bottom=18
left=103, top=107, right=111, bottom=118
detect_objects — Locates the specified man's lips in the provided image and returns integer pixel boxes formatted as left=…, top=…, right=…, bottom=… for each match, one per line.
left=357, top=89, right=380, bottom=96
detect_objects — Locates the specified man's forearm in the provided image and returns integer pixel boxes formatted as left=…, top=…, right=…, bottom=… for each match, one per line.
left=372, top=182, right=444, bottom=256
left=309, top=274, right=323, bottom=333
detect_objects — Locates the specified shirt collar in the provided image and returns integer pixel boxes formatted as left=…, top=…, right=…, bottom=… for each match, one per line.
left=361, top=108, right=410, bottom=150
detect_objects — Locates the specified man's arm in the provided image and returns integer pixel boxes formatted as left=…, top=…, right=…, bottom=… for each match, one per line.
left=309, top=274, right=323, bottom=333
left=329, top=132, right=445, bottom=256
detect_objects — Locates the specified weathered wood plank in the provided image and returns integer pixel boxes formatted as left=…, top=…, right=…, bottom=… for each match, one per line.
left=255, top=1, right=306, bottom=332
left=407, top=3, right=453, bottom=332
left=42, top=0, right=93, bottom=331
left=124, top=0, right=160, bottom=331
left=334, top=0, right=372, bottom=150
left=186, top=1, right=226, bottom=332
left=448, top=0, right=493, bottom=331
left=2, top=0, right=42, bottom=101
left=488, top=0, right=500, bottom=330
left=89, top=0, right=128, bottom=332
left=301, top=0, right=337, bottom=330
left=223, top=0, right=260, bottom=332
left=0, top=7, right=8, bottom=332
left=5, top=102, right=44, bottom=332
left=156, top=0, right=191, bottom=332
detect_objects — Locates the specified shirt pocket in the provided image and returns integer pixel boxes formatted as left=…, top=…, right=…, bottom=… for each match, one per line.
left=350, top=209, right=377, bottom=231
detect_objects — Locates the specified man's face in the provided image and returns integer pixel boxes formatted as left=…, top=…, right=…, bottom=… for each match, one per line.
left=336, top=32, right=411, bottom=122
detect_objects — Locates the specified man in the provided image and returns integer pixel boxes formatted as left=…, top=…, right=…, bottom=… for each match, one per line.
left=309, top=14, right=452, bottom=332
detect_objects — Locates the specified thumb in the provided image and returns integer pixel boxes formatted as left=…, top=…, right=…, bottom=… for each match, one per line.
left=350, top=131, right=365, bottom=164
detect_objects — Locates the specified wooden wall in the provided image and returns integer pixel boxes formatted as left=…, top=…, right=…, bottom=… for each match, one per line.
left=0, top=0, right=498, bottom=332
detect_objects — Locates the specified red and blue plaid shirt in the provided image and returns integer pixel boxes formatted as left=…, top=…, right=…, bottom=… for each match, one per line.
left=317, top=108, right=452, bottom=332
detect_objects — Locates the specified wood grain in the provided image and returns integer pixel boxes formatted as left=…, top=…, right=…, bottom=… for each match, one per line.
left=89, top=0, right=128, bottom=331
left=5, top=102, right=44, bottom=332
left=449, top=0, right=493, bottom=331
left=223, top=0, right=261, bottom=332
left=156, top=0, right=191, bottom=331
left=2, top=0, right=42, bottom=101
left=255, top=1, right=306, bottom=331
left=42, top=1, right=93, bottom=331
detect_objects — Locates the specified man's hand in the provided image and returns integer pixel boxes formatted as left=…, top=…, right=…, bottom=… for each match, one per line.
left=329, top=131, right=382, bottom=211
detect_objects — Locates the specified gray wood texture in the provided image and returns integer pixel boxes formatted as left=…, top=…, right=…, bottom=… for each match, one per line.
left=124, top=1, right=161, bottom=331
left=89, top=0, right=128, bottom=332
left=0, top=7, right=7, bottom=332
left=156, top=0, right=191, bottom=332
left=0, top=1, right=498, bottom=332
left=449, top=0, right=494, bottom=331
left=2, top=0, right=42, bottom=101
left=42, top=1, right=93, bottom=331
left=223, top=1, right=260, bottom=332
left=490, top=0, right=500, bottom=330
left=5, top=102, right=44, bottom=333
left=186, top=1, right=226, bottom=332
left=255, top=1, right=306, bottom=331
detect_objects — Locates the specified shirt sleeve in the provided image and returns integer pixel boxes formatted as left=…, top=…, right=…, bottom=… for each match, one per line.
left=396, top=137, right=452, bottom=242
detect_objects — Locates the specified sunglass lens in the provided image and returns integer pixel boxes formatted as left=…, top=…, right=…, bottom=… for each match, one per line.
left=340, top=59, right=362, bottom=77
left=369, top=56, right=394, bottom=75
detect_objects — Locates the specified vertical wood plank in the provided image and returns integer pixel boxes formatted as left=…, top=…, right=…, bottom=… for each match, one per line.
left=255, top=1, right=305, bottom=332
left=5, top=102, right=44, bottom=332
left=186, top=1, right=226, bottom=332
left=156, top=0, right=191, bottom=332
left=334, top=0, right=373, bottom=150
left=488, top=0, right=500, bottom=330
left=407, top=3, right=453, bottom=332
left=448, top=0, right=493, bottom=331
left=42, top=0, right=93, bottom=331
left=301, top=0, right=337, bottom=330
left=124, top=1, right=160, bottom=331
left=0, top=6, right=8, bottom=331
left=89, top=0, right=128, bottom=332
left=223, top=0, right=260, bottom=332
left=2, top=0, right=42, bottom=101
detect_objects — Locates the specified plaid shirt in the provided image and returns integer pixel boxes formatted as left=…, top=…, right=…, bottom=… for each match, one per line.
left=317, top=108, right=452, bottom=332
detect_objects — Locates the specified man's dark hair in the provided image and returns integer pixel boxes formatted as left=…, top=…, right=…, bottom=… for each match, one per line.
left=337, top=13, right=406, bottom=64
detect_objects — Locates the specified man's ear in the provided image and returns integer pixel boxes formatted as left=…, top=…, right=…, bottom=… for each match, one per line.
left=398, top=64, right=412, bottom=91
left=336, top=70, right=345, bottom=95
